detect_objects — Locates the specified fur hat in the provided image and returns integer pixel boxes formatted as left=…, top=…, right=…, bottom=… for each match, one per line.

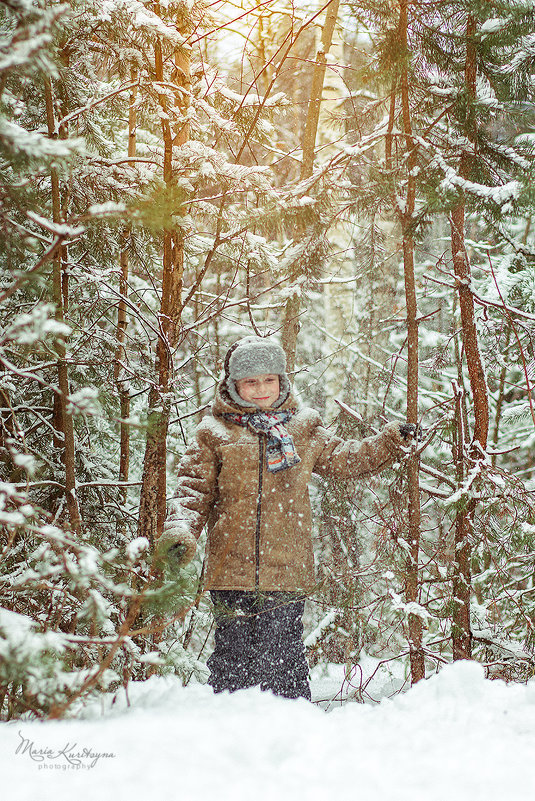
left=223, top=336, right=291, bottom=408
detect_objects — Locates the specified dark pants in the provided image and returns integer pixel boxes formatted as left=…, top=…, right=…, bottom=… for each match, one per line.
left=207, top=590, right=311, bottom=700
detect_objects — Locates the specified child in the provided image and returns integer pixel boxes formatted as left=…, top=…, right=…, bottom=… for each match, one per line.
left=157, top=336, right=416, bottom=700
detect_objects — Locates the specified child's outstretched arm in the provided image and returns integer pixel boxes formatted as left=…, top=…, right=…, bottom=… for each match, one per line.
left=153, top=422, right=219, bottom=569
left=312, top=417, right=409, bottom=481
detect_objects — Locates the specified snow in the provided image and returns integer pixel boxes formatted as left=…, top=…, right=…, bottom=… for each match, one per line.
left=4, top=303, right=71, bottom=345
left=125, top=537, right=150, bottom=562
left=66, top=387, right=100, bottom=416
left=25, top=212, right=85, bottom=238
left=94, top=0, right=187, bottom=45
left=0, top=30, right=52, bottom=73
left=12, top=453, right=36, bottom=475
left=0, top=121, right=78, bottom=159
left=88, top=202, right=127, bottom=216
left=2, top=660, right=535, bottom=800
left=439, top=166, right=521, bottom=207
left=479, top=18, right=506, bottom=36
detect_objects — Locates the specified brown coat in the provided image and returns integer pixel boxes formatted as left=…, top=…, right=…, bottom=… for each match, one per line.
left=162, top=383, right=405, bottom=592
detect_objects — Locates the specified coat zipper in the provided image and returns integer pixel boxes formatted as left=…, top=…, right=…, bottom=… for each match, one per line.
left=255, top=436, right=264, bottom=590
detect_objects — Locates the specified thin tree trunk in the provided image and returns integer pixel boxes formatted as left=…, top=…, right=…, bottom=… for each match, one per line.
left=398, top=0, right=425, bottom=684
left=491, top=324, right=511, bottom=467
left=451, top=379, right=472, bottom=659
left=449, top=13, right=489, bottom=661
left=299, top=0, right=340, bottom=181
left=44, top=75, right=82, bottom=535
left=281, top=0, right=340, bottom=372
left=138, top=15, right=190, bottom=544
left=115, top=70, right=138, bottom=504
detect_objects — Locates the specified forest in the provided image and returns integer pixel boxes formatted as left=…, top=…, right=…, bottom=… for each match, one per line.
left=2, top=0, right=535, bottom=721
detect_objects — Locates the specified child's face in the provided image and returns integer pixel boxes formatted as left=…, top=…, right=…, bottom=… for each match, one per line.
left=235, top=374, right=280, bottom=409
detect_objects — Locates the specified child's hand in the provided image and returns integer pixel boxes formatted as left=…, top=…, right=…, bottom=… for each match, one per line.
left=399, top=423, right=423, bottom=441
left=168, top=542, right=189, bottom=567
left=152, top=524, right=197, bottom=572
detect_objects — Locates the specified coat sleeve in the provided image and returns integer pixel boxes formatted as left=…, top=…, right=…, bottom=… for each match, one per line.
left=155, top=423, right=220, bottom=563
left=312, top=418, right=405, bottom=481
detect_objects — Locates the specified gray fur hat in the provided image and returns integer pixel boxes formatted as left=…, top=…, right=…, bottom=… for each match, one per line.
left=223, top=336, right=291, bottom=408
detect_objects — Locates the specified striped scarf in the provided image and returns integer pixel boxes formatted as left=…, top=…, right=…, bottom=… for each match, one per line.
left=224, top=410, right=301, bottom=473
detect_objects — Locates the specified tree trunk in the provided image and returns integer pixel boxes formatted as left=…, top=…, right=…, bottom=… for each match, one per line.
left=491, top=324, right=511, bottom=467
left=115, top=70, right=138, bottom=504
left=138, top=15, right=190, bottom=544
left=281, top=0, right=340, bottom=372
left=299, top=0, right=340, bottom=182
left=451, top=379, right=473, bottom=660
left=449, top=13, right=489, bottom=661
left=44, top=76, right=82, bottom=535
left=398, top=0, right=425, bottom=684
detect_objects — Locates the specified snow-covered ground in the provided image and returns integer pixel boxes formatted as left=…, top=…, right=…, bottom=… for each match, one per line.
left=2, top=659, right=535, bottom=801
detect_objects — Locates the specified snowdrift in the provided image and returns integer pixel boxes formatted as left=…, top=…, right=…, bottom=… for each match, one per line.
left=2, top=660, right=535, bottom=801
